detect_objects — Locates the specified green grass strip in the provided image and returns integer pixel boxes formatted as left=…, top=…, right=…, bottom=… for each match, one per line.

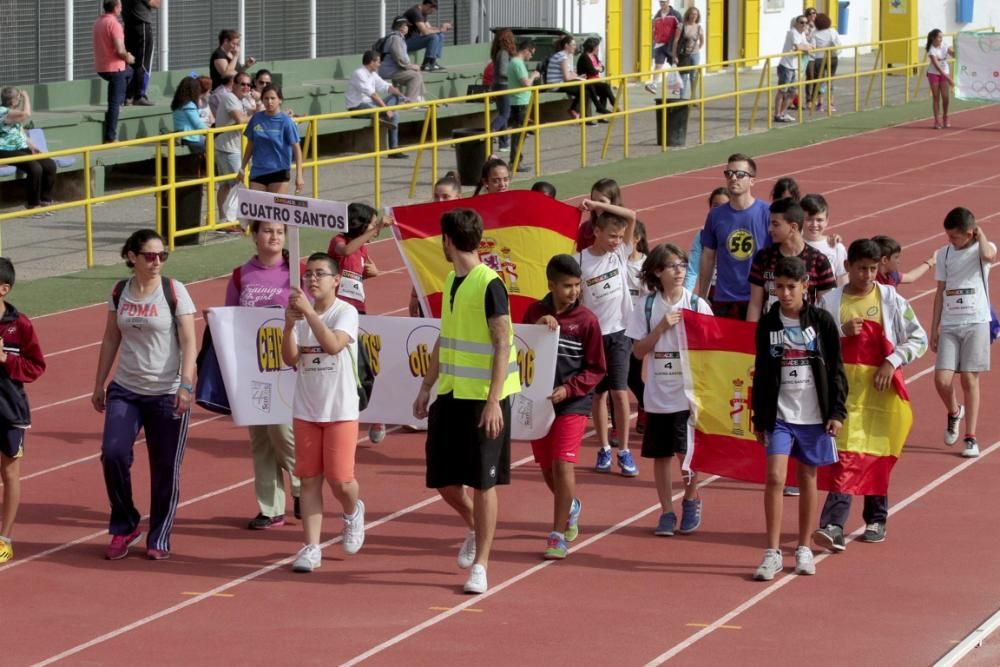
left=14, top=98, right=985, bottom=316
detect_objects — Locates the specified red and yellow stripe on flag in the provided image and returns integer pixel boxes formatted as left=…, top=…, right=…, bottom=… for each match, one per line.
left=391, top=191, right=580, bottom=323
left=817, top=319, right=913, bottom=496
left=680, top=310, right=769, bottom=483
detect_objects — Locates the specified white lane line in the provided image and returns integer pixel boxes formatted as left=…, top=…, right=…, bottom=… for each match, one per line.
left=27, top=418, right=633, bottom=663
left=1, top=476, right=253, bottom=574
left=643, top=439, right=1000, bottom=665
left=934, top=605, right=1000, bottom=666
left=340, top=475, right=720, bottom=667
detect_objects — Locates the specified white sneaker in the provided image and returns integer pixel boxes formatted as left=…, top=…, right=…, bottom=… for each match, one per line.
left=754, top=548, right=783, bottom=581
left=794, top=545, right=816, bottom=575
left=463, top=564, right=488, bottom=594
left=342, top=499, right=366, bottom=554
left=457, top=530, right=476, bottom=569
left=945, top=405, right=964, bottom=445
left=782, top=112, right=796, bottom=122
left=292, top=544, right=321, bottom=572
left=962, top=437, right=980, bottom=458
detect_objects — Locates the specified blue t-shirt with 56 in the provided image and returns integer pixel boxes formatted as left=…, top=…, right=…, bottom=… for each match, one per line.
left=700, top=198, right=771, bottom=302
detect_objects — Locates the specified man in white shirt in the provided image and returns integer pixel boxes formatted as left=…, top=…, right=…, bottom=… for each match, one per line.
left=208, top=74, right=248, bottom=224
left=774, top=15, right=811, bottom=123
left=347, top=50, right=408, bottom=158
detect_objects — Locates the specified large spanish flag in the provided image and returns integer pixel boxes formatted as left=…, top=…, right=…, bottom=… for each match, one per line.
left=680, top=311, right=912, bottom=495
left=816, top=319, right=913, bottom=495
left=680, top=310, right=770, bottom=482
left=392, top=191, right=580, bottom=322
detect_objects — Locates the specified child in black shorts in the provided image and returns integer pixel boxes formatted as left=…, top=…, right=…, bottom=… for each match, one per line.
left=626, top=244, right=714, bottom=536
left=0, top=257, right=46, bottom=563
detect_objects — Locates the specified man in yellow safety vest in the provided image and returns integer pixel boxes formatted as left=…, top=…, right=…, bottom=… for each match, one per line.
left=412, top=208, right=520, bottom=595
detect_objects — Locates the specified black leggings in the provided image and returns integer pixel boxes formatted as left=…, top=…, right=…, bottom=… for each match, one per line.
left=0, top=148, right=56, bottom=208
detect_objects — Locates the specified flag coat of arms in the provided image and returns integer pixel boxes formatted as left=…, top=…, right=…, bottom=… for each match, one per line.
left=680, top=311, right=912, bottom=495
left=391, top=191, right=580, bottom=323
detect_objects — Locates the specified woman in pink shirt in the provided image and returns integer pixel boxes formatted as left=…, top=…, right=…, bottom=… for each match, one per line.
left=225, top=220, right=301, bottom=529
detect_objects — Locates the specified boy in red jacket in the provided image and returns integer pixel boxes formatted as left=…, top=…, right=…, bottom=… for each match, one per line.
left=523, top=254, right=606, bottom=560
left=0, top=257, right=46, bottom=563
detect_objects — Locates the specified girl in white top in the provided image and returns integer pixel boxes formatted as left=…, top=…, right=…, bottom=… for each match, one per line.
left=627, top=222, right=650, bottom=434
left=281, top=252, right=366, bottom=573
left=925, top=29, right=955, bottom=129
left=625, top=243, right=714, bottom=536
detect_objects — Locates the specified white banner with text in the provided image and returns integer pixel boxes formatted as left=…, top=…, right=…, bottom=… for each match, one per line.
left=206, top=307, right=558, bottom=439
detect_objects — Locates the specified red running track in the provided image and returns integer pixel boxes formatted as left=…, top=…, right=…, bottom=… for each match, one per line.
left=5, top=105, right=1000, bottom=666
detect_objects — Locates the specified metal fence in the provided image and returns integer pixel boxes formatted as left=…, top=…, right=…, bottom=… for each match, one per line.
left=0, top=0, right=474, bottom=86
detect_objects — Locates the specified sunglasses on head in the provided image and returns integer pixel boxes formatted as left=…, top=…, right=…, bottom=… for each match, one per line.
left=138, top=251, right=169, bottom=262
left=723, top=169, right=754, bottom=180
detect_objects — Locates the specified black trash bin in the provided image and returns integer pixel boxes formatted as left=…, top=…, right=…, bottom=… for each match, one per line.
left=654, top=99, right=691, bottom=148
left=452, top=128, right=490, bottom=187
left=159, top=147, right=204, bottom=247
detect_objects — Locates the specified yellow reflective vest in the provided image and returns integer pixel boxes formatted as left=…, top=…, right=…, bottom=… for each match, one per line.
left=438, top=263, right=520, bottom=400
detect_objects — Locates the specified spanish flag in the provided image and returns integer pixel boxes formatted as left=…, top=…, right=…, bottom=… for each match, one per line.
left=680, top=310, right=767, bottom=482
left=392, top=191, right=580, bottom=323
left=681, top=312, right=912, bottom=495
left=816, top=319, right=913, bottom=495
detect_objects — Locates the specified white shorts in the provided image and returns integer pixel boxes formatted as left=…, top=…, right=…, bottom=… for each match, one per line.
left=936, top=323, right=991, bottom=372
left=215, top=150, right=241, bottom=176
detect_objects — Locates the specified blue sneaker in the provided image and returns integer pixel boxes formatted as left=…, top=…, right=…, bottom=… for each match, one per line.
left=595, top=448, right=613, bottom=472
left=565, top=497, right=582, bottom=542
left=617, top=449, right=639, bottom=477
left=654, top=511, right=677, bottom=536
left=678, top=498, right=702, bottom=534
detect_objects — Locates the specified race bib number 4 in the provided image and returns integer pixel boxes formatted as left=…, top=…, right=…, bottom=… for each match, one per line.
left=585, top=269, right=622, bottom=301
left=726, top=229, right=756, bottom=260
left=944, top=287, right=977, bottom=316
left=653, top=351, right=681, bottom=377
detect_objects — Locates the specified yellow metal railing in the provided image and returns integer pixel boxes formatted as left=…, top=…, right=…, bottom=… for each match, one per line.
left=0, top=29, right=990, bottom=262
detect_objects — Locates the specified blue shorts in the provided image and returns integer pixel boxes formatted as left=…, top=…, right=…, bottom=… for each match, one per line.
left=0, top=427, right=25, bottom=460
left=765, top=420, right=838, bottom=467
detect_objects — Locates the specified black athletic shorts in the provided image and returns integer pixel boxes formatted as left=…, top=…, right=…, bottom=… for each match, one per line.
left=426, top=393, right=511, bottom=490
left=251, top=169, right=290, bottom=186
left=641, top=410, right=690, bottom=459
left=596, top=330, right=632, bottom=393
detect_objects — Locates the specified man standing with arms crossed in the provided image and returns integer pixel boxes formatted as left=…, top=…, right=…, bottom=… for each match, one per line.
left=122, top=0, right=158, bottom=106
left=412, top=209, right=521, bottom=595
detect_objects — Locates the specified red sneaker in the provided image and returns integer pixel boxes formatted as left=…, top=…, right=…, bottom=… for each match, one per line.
left=105, top=527, right=142, bottom=560
left=147, top=548, right=171, bottom=560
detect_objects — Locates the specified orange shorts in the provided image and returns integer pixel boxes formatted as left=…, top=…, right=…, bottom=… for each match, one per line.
left=293, top=419, right=359, bottom=482
left=531, top=414, right=588, bottom=470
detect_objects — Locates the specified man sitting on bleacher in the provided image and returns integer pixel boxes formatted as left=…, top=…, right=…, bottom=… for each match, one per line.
left=378, top=18, right=426, bottom=104
left=403, top=0, right=451, bottom=72
left=347, top=51, right=408, bottom=159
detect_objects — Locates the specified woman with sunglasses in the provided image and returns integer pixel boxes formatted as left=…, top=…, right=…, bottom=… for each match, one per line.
left=237, top=85, right=305, bottom=195
left=93, top=229, right=198, bottom=561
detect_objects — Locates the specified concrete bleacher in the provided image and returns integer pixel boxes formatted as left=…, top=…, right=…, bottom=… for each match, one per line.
left=0, top=40, right=583, bottom=205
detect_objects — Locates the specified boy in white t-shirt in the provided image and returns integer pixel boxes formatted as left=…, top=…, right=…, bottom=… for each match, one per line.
left=626, top=243, right=713, bottom=536
left=931, top=207, right=997, bottom=458
left=801, top=194, right=847, bottom=288
left=282, top=252, right=366, bottom=573
left=577, top=201, right=638, bottom=477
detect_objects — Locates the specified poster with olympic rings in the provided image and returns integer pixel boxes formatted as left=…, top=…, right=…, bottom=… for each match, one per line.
left=956, top=32, right=1000, bottom=102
